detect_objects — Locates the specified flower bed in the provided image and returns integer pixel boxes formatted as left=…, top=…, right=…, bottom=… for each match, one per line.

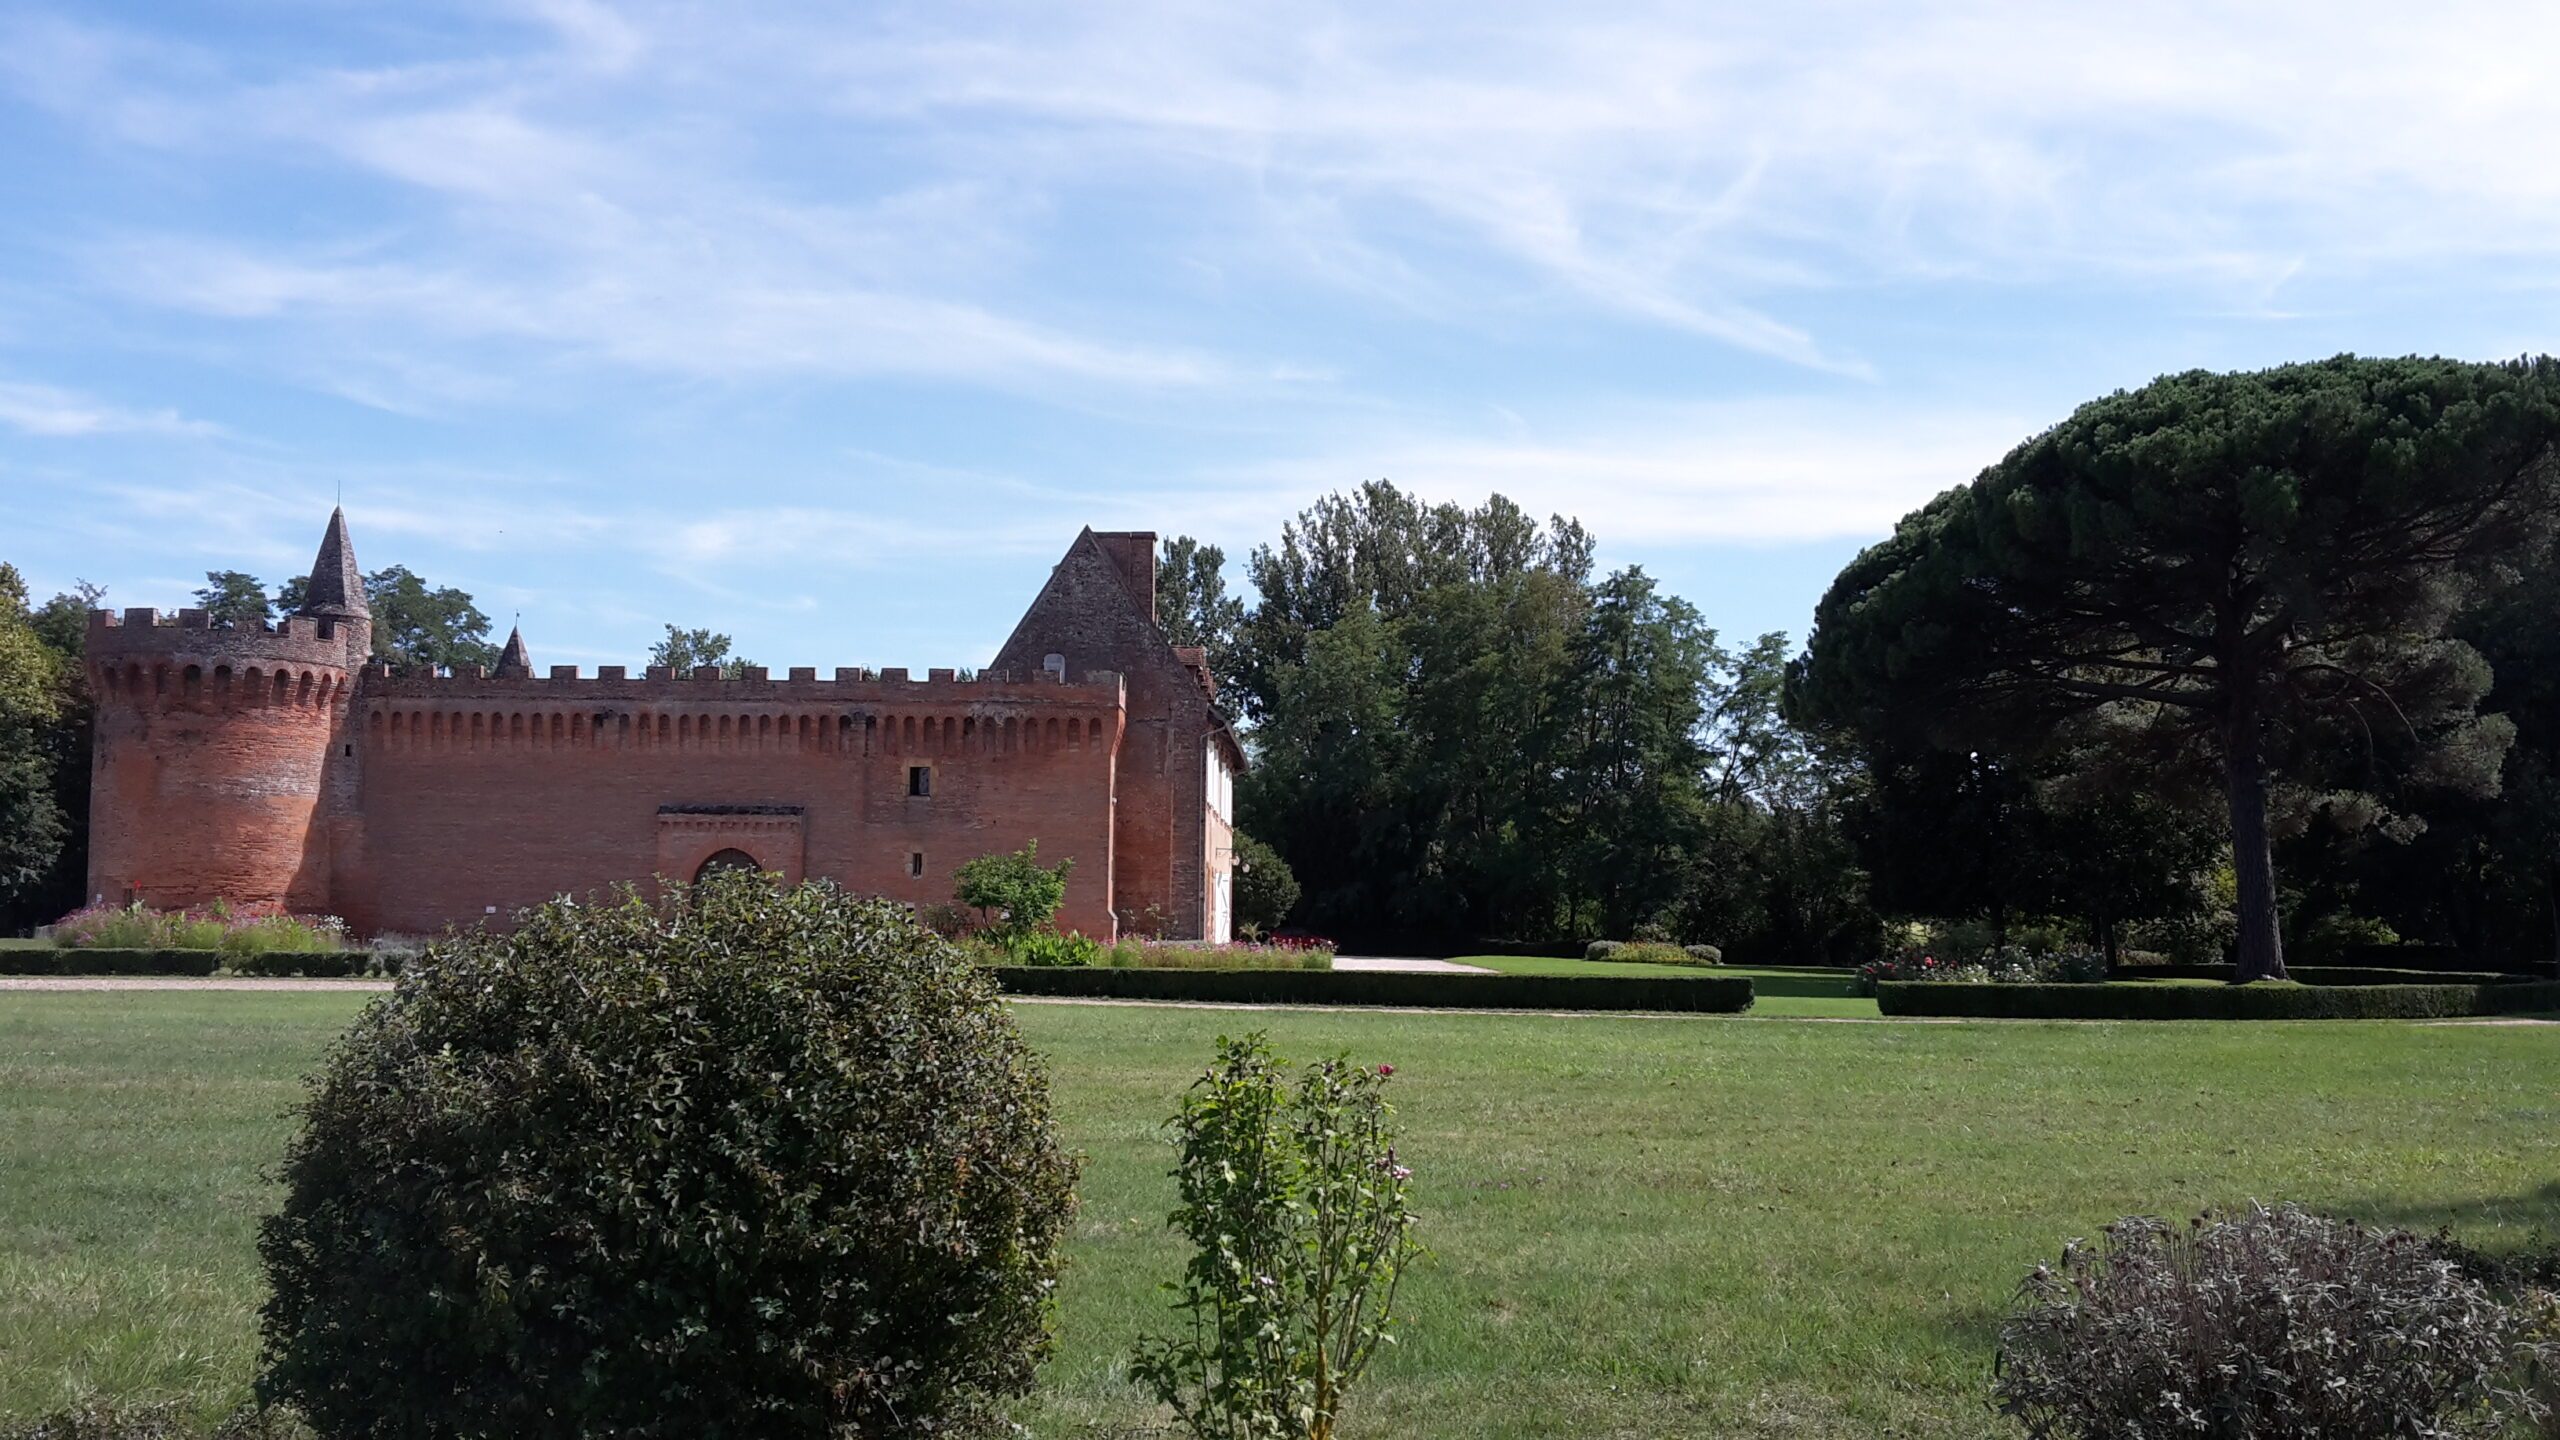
left=962, top=932, right=1337, bottom=970
left=1105, top=937, right=1335, bottom=971
left=51, top=901, right=348, bottom=957
left=1854, top=945, right=2107, bottom=995
left=1584, top=940, right=1723, bottom=968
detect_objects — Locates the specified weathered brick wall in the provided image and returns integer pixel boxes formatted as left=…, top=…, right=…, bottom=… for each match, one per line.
left=991, top=530, right=1227, bottom=938
left=344, top=671, right=1123, bottom=937
left=80, top=521, right=1222, bottom=943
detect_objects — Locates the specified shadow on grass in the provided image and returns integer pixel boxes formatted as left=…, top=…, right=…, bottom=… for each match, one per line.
left=1730, top=968, right=1864, bottom=1001
left=2342, top=1179, right=2560, bottom=1241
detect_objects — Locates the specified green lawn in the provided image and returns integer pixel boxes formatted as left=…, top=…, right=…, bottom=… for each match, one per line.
left=1455, top=955, right=1880, bottom=1017
left=4, top=993, right=2557, bottom=1438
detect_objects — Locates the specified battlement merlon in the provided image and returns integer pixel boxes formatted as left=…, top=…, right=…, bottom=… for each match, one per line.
left=86, top=608, right=364, bottom=671
left=359, top=666, right=1129, bottom=710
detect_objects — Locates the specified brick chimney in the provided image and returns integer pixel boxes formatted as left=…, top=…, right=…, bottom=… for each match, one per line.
left=1091, top=531, right=1158, bottom=621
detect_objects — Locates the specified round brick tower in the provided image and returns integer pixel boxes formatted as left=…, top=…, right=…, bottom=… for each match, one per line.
left=84, top=509, right=371, bottom=913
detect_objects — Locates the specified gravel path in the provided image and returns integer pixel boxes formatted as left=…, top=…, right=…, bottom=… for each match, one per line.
left=1330, top=955, right=1498, bottom=974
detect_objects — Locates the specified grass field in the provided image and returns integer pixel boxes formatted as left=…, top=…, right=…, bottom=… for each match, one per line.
left=4, top=992, right=2557, bottom=1438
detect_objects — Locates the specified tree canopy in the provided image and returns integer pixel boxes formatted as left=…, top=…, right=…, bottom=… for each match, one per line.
left=650, top=625, right=756, bottom=679
left=192, top=570, right=273, bottom=627
left=1225, top=481, right=1874, bottom=956
left=0, top=564, right=69, bottom=918
left=277, top=565, right=499, bottom=673
left=1155, top=536, right=1246, bottom=698
left=1794, top=355, right=2560, bottom=979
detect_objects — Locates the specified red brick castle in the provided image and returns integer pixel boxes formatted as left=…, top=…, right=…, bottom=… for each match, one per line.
left=84, top=509, right=1245, bottom=940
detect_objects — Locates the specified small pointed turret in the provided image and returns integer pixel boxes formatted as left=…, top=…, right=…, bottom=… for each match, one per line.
left=298, top=507, right=368, bottom=620
left=496, top=625, right=533, bottom=678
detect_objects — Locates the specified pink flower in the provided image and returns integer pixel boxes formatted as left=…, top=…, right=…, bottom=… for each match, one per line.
left=1376, top=1064, right=1395, bottom=1077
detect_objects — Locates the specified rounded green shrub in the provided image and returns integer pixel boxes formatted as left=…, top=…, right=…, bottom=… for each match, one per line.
left=257, top=872, right=1080, bottom=1439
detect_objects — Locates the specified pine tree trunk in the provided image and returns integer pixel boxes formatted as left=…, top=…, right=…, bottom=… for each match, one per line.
left=2224, top=714, right=2288, bottom=983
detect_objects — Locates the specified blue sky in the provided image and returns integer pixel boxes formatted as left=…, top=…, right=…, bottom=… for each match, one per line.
left=5, top=1, right=2557, bottom=672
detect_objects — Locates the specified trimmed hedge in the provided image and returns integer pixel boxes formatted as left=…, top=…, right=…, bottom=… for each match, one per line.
left=2335, top=943, right=2487, bottom=974
left=1876, top=979, right=2560, bottom=1021
left=225, top=951, right=373, bottom=978
left=0, top=949, right=386, bottom=977
left=2118, top=963, right=2525, bottom=987
left=0, top=948, right=221, bottom=976
left=992, top=966, right=1754, bottom=1013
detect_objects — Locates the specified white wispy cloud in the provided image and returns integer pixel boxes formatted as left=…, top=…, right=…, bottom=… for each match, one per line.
left=1107, top=399, right=2040, bottom=547
left=0, top=380, right=219, bottom=438
left=19, top=0, right=2558, bottom=418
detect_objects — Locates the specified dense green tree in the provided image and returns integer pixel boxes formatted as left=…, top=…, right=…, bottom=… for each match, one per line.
left=365, top=567, right=500, bottom=673
left=279, top=565, right=500, bottom=673
left=650, top=624, right=756, bottom=679
left=0, top=565, right=68, bottom=923
left=2321, top=554, right=2560, bottom=971
left=1229, top=831, right=1300, bottom=936
left=1235, top=483, right=1590, bottom=723
left=29, top=582, right=98, bottom=657
left=1550, top=568, right=1714, bottom=938
left=1233, top=485, right=1602, bottom=939
left=1155, top=536, right=1246, bottom=698
left=22, top=583, right=101, bottom=924
left=1237, top=601, right=1417, bottom=933
left=1796, top=356, right=2560, bottom=979
left=192, top=569, right=273, bottom=627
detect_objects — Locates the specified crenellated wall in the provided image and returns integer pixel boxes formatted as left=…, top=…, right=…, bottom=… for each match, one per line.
left=340, top=665, right=1127, bottom=937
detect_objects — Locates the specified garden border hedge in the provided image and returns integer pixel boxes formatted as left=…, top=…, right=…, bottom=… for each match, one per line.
left=991, top=965, right=1754, bottom=1013
left=1876, top=979, right=2560, bottom=1020
left=0, top=949, right=384, bottom=977
left=223, top=951, right=379, bottom=978
left=2118, top=964, right=2528, bottom=986
left=0, top=948, right=222, bottom=977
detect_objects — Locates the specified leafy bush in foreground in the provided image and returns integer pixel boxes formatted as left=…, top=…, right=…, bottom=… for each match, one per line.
left=258, top=872, right=1080, bottom=1439
left=1995, top=1204, right=2547, bottom=1439
left=1133, top=1034, right=1422, bottom=1440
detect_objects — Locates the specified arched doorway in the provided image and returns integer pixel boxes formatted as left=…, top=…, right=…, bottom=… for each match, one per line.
left=695, top=848, right=761, bottom=881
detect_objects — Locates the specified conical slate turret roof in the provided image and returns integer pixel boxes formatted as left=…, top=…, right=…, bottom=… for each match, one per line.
left=297, top=507, right=367, bottom=619
left=497, top=625, right=532, bottom=676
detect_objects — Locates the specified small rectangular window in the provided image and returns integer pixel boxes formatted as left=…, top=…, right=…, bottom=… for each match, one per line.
left=908, top=851, right=925, bottom=878
left=908, top=765, right=932, bottom=797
